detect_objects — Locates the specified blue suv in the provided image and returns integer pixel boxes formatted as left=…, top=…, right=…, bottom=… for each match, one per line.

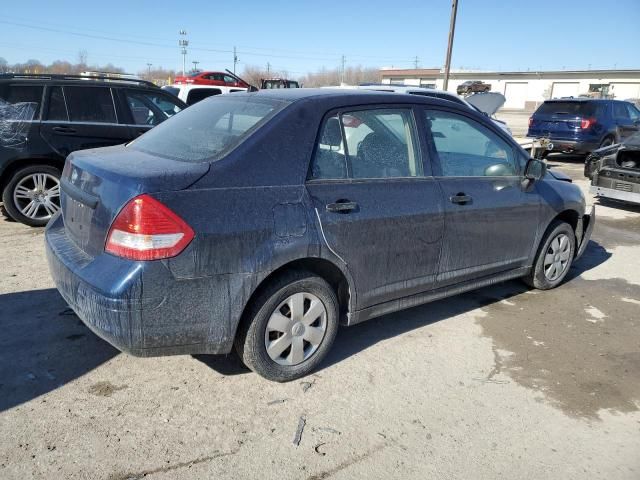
left=527, top=98, right=640, bottom=156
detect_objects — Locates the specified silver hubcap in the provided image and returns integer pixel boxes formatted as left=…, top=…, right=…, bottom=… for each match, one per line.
left=13, top=173, right=60, bottom=221
left=264, top=292, right=327, bottom=366
left=543, top=233, right=571, bottom=281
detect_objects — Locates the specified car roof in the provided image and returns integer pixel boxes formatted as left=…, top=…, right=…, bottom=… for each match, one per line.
left=0, top=73, right=158, bottom=89
left=231, top=87, right=439, bottom=103
left=544, top=98, right=612, bottom=103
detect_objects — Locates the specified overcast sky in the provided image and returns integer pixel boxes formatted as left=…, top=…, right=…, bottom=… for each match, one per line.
left=1, top=0, right=639, bottom=75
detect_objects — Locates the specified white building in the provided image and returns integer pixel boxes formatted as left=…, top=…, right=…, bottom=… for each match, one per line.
left=380, top=68, right=640, bottom=110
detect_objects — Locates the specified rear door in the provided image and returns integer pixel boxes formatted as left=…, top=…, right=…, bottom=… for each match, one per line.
left=306, top=106, right=444, bottom=309
left=423, top=108, right=540, bottom=285
left=529, top=101, right=597, bottom=139
left=40, top=85, right=131, bottom=158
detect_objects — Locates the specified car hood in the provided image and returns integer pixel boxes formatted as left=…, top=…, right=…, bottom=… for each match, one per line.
left=465, top=92, right=506, bottom=116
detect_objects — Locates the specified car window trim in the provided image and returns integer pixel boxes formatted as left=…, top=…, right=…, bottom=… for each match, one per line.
left=306, top=104, right=427, bottom=182
left=421, top=105, right=523, bottom=178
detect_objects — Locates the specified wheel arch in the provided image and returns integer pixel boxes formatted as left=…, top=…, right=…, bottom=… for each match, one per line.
left=234, top=256, right=354, bottom=342
left=0, top=157, right=64, bottom=192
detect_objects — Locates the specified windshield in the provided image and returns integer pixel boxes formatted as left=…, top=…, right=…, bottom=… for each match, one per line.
left=130, top=96, right=289, bottom=162
left=537, top=101, right=598, bottom=116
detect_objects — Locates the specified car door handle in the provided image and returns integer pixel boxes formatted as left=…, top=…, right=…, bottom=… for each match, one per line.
left=450, top=193, right=472, bottom=205
left=52, top=126, right=77, bottom=134
left=326, top=201, right=358, bottom=213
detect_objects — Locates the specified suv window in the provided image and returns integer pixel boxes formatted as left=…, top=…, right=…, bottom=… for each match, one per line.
left=536, top=101, right=598, bottom=116
left=186, top=88, right=221, bottom=105
left=0, top=85, right=43, bottom=119
left=47, top=86, right=68, bottom=121
left=625, top=103, right=640, bottom=122
left=311, top=108, right=422, bottom=180
left=64, top=86, right=116, bottom=123
left=425, top=109, right=517, bottom=177
left=613, top=102, right=630, bottom=120
left=125, top=90, right=183, bottom=125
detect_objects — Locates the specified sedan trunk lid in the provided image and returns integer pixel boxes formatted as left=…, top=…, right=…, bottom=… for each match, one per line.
left=61, top=144, right=209, bottom=257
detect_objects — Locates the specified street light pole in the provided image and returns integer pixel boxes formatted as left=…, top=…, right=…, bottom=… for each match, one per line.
left=179, top=30, right=189, bottom=76
left=442, top=0, right=458, bottom=92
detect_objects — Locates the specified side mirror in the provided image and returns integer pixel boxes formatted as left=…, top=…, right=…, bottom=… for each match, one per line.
left=524, top=158, right=547, bottom=181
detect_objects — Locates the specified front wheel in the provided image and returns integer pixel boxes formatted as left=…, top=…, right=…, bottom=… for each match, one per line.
left=523, top=221, right=575, bottom=289
left=2, top=165, right=61, bottom=227
left=235, top=270, right=339, bottom=382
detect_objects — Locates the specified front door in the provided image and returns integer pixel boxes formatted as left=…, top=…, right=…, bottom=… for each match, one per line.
left=423, top=108, right=540, bottom=285
left=40, top=85, right=131, bottom=158
left=306, top=107, right=444, bottom=309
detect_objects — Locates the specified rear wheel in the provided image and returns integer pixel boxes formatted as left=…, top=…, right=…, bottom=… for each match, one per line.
left=235, top=270, right=339, bottom=382
left=523, top=221, right=575, bottom=289
left=2, top=165, right=61, bottom=227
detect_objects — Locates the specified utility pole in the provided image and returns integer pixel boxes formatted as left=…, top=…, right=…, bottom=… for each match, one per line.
left=192, top=60, right=199, bottom=72
left=442, top=0, right=458, bottom=92
left=266, top=62, right=270, bottom=74
left=147, top=63, right=152, bottom=77
left=340, top=55, right=346, bottom=84
left=179, top=30, right=189, bottom=76
left=414, top=56, right=419, bottom=69
left=233, top=46, right=238, bottom=75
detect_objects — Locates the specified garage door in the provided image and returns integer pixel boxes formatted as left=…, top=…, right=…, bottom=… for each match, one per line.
left=503, top=82, right=527, bottom=109
left=550, top=82, right=580, bottom=99
left=610, top=83, right=640, bottom=100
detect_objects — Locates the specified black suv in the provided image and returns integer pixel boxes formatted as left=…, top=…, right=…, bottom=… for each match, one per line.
left=0, top=74, right=187, bottom=226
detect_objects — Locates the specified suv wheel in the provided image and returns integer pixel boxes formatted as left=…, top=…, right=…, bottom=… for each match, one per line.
left=523, top=221, right=575, bottom=290
left=2, top=165, right=61, bottom=227
left=235, top=270, right=339, bottom=382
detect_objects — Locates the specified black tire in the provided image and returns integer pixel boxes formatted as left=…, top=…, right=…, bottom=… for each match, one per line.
left=2, top=165, right=61, bottom=227
left=234, top=270, right=339, bottom=382
left=523, top=221, right=576, bottom=290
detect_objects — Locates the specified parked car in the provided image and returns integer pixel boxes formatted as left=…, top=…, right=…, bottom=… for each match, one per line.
left=355, top=85, right=512, bottom=136
left=585, top=131, right=640, bottom=205
left=46, top=89, right=594, bottom=382
left=527, top=98, right=640, bottom=156
left=162, top=84, right=247, bottom=106
left=174, top=71, right=248, bottom=88
left=0, top=73, right=186, bottom=226
left=261, top=78, right=300, bottom=89
left=457, top=80, right=491, bottom=95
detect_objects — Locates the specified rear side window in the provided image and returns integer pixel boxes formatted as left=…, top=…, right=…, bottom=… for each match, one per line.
left=187, top=88, right=221, bottom=105
left=311, top=108, right=422, bottom=180
left=64, top=86, right=116, bottom=123
left=47, top=86, right=68, bottom=121
left=0, top=85, right=43, bottom=119
left=536, top=101, right=597, bottom=116
left=130, top=96, right=288, bottom=162
left=613, top=103, right=630, bottom=120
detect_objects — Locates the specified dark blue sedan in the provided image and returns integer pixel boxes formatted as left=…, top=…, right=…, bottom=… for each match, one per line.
left=46, top=89, right=594, bottom=381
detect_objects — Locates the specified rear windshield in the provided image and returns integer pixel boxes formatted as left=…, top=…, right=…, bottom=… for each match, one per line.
left=536, top=101, right=598, bottom=116
left=129, top=96, right=288, bottom=162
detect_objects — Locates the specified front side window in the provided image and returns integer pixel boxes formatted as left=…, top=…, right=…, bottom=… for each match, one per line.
left=64, top=86, right=116, bottom=123
left=125, top=91, right=183, bottom=125
left=310, top=108, right=422, bottom=180
left=425, top=109, right=518, bottom=177
left=626, top=103, right=640, bottom=122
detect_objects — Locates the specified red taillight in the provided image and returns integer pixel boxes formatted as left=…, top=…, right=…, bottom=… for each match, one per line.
left=581, top=118, right=596, bottom=129
left=105, top=194, right=194, bottom=261
left=528, top=117, right=533, bottom=127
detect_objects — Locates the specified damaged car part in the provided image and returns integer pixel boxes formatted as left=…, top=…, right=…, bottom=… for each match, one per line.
left=46, top=89, right=594, bottom=382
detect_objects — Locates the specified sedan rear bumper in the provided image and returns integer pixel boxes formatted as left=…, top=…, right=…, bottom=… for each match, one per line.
left=45, top=213, right=237, bottom=356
